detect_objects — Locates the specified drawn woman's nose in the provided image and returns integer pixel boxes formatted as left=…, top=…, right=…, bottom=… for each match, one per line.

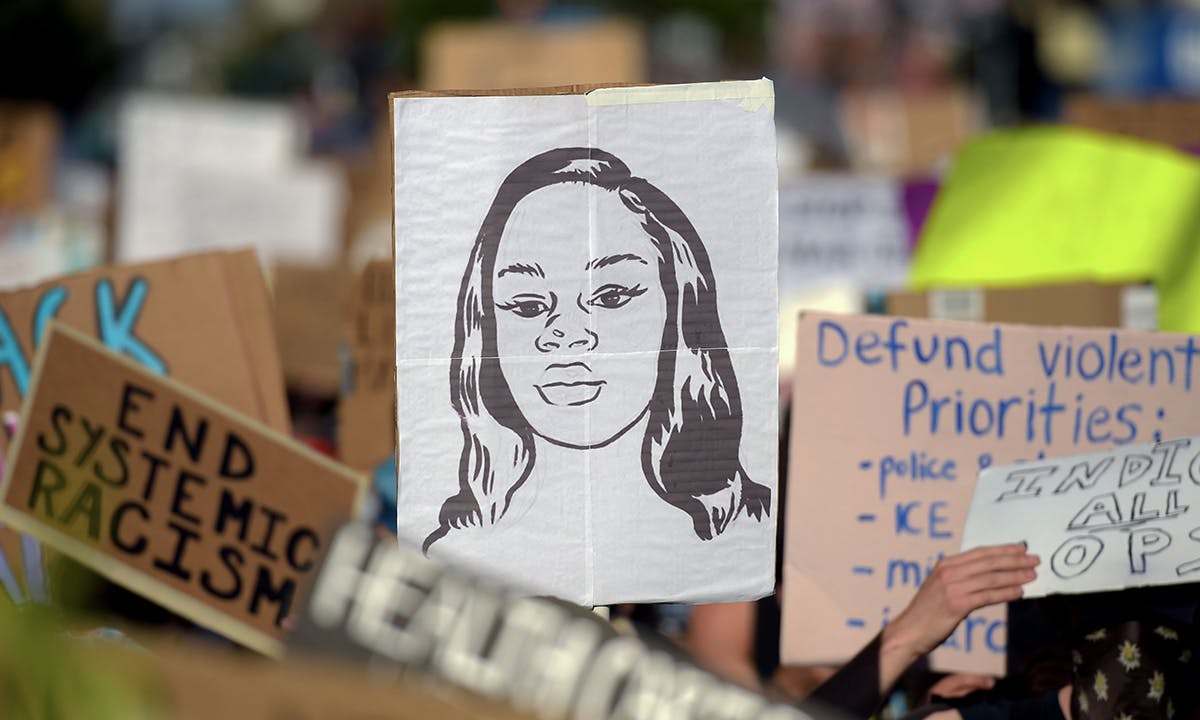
left=535, top=313, right=598, bottom=353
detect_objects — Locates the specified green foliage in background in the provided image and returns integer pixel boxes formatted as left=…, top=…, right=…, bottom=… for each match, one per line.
left=0, top=601, right=159, bottom=720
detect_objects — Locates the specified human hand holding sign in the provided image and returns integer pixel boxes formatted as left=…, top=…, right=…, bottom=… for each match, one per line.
left=878, top=543, right=1039, bottom=691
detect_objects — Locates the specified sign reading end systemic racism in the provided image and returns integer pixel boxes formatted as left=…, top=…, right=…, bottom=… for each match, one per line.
left=963, top=437, right=1200, bottom=598
left=0, top=325, right=365, bottom=655
left=785, top=312, right=1200, bottom=674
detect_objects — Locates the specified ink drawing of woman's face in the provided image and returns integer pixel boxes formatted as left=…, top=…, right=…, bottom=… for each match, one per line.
left=492, top=183, right=668, bottom=449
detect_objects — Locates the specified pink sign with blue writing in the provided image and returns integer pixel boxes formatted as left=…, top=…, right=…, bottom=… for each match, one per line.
left=784, top=312, right=1200, bottom=674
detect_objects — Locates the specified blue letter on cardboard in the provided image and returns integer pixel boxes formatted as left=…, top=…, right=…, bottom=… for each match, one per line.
left=96, top=278, right=166, bottom=375
left=0, top=307, right=31, bottom=397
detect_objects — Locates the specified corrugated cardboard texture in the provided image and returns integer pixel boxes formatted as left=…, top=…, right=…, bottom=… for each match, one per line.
left=0, top=103, right=57, bottom=216
left=337, top=260, right=394, bottom=471
left=392, top=83, right=649, bottom=100
left=886, top=282, right=1148, bottom=327
left=420, top=18, right=645, bottom=91
left=0, top=249, right=290, bottom=460
left=0, top=325, right=363, bottom=654
left=272, top=262, right=355, bottom=396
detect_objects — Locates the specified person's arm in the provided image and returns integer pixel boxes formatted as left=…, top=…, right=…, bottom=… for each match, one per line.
left=878, top=543, right=1038, bottom=691
left=805, top=543, right=1039, bottom=718
left=687, top=601, right=762, bottom=691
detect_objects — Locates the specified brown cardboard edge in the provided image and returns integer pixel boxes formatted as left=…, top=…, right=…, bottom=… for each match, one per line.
left=0, top=248, right=221, bottom=302
left=388, top=92, right=401, bottom=497
left=797, top=306, right=1174, bottom=338
left=887, top=280, right=1152, bottom=325
left=218, top=248, right=293, bottom=434
left=389, top=82, right=652, bottom=100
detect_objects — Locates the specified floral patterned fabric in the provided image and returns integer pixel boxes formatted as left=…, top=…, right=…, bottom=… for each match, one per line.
left=1071, top=619, right=1195, bottom=720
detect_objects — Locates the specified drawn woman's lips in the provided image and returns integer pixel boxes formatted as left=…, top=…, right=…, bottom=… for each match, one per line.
left=536, top=363, right=605, bottom=407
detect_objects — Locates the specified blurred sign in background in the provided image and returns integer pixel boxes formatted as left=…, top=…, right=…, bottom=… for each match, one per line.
left=10, top=0, right=1200, bottom=303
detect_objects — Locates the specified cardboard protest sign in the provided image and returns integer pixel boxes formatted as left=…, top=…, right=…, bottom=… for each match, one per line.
left=784, top=312, right=1200, bottom=674
left=292, top=524, right=815, bottom=720
left=337, top=260, right=394, bottom=471
left=421, top=19, right=645, bottom=91
left=0, top=249, right=290, bottom=459
left=392, top=81, right=779, bottom=605
left=116, top=94, right=344, bottom=267
left=0, top=325, right=364, bottom=655
left=962, top=437, right=1200, bottom=597
left=272, top=262, right=355, bottom=396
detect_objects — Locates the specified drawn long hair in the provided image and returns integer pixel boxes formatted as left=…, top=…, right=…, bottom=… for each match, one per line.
left=423, top=147, right=770, bottom=551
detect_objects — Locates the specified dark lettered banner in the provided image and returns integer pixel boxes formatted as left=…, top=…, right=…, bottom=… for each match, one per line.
left=963, top=436, right=1200, bottom=596
left=293, top=523, right=823, bottom=720
left=0, top=324, right=364, bottom=655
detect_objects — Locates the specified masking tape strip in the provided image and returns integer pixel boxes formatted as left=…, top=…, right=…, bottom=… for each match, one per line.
left=585, top=78, right=774, bottom=112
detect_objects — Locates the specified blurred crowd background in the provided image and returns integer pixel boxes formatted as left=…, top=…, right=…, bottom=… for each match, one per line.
left=7, top=0, right=1200, bottom=303
left=6, top=0, right=1200, bottom=552
left=6, top=0, right=1200, bottom=606
left=12, top=0, right=1200, bottom=175
left=8, top=0, right=1200, bottom=284
left=6, top=2, right=1200, bottom=716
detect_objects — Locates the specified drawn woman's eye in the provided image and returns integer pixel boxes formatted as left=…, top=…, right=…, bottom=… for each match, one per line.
left=497, top=295, right=551, bottom=318
left=588, top=284, right=647, bottom=310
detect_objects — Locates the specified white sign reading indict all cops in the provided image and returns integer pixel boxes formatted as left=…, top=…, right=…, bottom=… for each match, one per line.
left=961, top=436, right=1200, bottom=597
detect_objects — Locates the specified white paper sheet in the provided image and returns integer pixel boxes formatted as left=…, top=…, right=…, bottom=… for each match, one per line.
left=393, top=81, right=779, bottom=606
left=778, top=175, right=910, bottom=293
left=116, top=94, right=343, bottom=267
left=962, top=436, right=1200, bottom=597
